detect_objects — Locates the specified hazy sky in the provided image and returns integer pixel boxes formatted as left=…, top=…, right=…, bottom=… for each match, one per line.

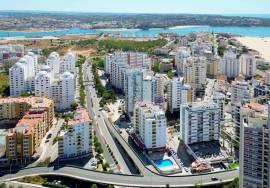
left=1, top=0, right=270, bottom=14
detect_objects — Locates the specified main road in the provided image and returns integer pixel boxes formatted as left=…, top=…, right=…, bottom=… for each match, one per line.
left=0, top=59, right=239, bottom=187
left=83, top=59, right=131, bottom=174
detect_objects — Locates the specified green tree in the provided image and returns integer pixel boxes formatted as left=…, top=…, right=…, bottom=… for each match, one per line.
left=70, top=102, right=78, bottom=111
left=20, top=92, right=30, bottom=97
left=152, top=63, right=160, bottom=72
left=218, top=46, right=226, bottom=57
left=91, top=184, right=98, bottom=188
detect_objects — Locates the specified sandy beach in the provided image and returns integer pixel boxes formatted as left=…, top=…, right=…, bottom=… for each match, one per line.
left=235, top=36, right=270, bottom=62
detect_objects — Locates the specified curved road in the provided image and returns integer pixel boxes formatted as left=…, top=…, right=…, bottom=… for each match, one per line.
left=0, top=166, right=238, bottom=187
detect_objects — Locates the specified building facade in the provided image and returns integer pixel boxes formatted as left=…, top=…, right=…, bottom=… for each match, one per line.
left=134, top=102, right=167, bottom=151
left=58, top=108, right=92, bottom=160
left=180, top=101, right=221, bottom=145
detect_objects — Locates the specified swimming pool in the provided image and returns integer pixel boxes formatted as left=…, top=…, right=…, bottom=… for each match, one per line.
left=154, top=159, right=174, bottom=168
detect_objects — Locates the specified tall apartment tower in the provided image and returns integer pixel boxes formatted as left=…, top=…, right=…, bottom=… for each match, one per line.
left=134, top=102, right=167, bottom=151
left=180, top=101, right=221, bottom=145
left=220, top=51, right=239, bottom=79
left=168, top=77, right=194, bottom=113
left=240, top=103, right=270, bottom=188
left=183, top=56, right=207, bottom=93
left=240, top=54, right=256, bottom=78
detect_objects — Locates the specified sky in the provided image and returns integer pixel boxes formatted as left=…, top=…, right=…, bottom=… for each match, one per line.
left=1, top=0, right=270, bottom=14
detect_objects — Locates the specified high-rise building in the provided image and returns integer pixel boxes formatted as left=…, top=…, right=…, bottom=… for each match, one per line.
left=34, top=71, right=52, bottom=98
left=239, top=103, right=270, bottom=188
left=9, top=53, right=38, bottom=96
left=207, top=56, right=221, bottom=78
left=175, top=47, right=190, bottom=76
left=58, top=108, right=92, bottom=160
left=230, top=81, right=250, bottom=103
left=105, top=52, right=151, bottom=90
left=240, top=54, right=256, bottom=78
left=53, top=72, right=75, bottom=111
left=220, top=51, right=239, bottom=79
left=212, top=92, right=225, bottom=120
left=60, top=52, right=77, bottom=74
left=183, top=57, right=207, bottom=92
left=134, top=102, right=167, bottom=151
left=47, top=52, right=61, bottom=76
left=180, top=101, right=221, bottom=145
left=124, top=69, right=143, bottom=114
left=168, top=77, right=194, bottom=113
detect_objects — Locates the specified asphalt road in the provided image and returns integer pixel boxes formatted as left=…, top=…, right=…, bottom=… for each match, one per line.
left=83, top=60, right=131, bottom=174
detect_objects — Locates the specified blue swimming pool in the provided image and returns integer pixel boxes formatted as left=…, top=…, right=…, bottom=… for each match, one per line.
left=154, top=159, right=174, bottom=168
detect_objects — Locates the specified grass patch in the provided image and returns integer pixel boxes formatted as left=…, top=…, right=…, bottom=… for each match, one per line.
left=98, top=39, right=167, bottom=53
left=18, top=175, right=46, bottom=185
left=228, top=162, right=239, bottom=169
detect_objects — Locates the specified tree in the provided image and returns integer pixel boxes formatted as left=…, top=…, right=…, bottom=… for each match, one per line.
left=70, top=102, right=78, bottom=111
left=20, top=92, right=30, bottom=97
left=152, top=63, right=160, bottom=72
left=91, top=184, right=98, bottom=188
left=218, top=46, right=226, bottom=57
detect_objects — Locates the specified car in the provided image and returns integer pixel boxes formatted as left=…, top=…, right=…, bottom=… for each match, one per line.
left=98, top=115, right=100, bottom=117
left=211, top=176, right=218, bottom=181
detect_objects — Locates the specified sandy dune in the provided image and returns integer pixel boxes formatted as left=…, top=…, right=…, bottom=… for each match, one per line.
left=235, top=36, right=270, bottom=62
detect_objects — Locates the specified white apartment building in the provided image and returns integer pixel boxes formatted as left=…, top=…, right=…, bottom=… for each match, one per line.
left=180, top=101, right=221, bottom=145
left=105, top=52, right=151, bottom=90
left=142, top=71, right=165, bottom=104
left=60, top=52, right=77, bottom=74
left=47, top=52, right=61, bottom=76
left=54, top=72, right=75, bottom=111
left=9, top=53, right=38, bottom=96
left=240, top=54, right=256, bottom=78
left=34, top=71, right=51, bottom=97
left=230, top=81, right=250, bottom=103
left=220, top=51, right=239, bottom=79
left=58, top=108, right=92, bottom=160
left=134, top=102, right=167, bottom=151
left=212, top=92, right=225, bottom=120
left=175, top=47, right=190, bottom=76
left=168, top=77, right=194, bottom=113
left=183, top=57, right=207, bottom=92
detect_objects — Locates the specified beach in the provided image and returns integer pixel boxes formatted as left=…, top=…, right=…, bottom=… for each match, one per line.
left=235, top=36, right=270, bottom=62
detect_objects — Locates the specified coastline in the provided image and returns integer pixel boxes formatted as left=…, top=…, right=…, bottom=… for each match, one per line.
left=235, top=36, right=270, bottom=62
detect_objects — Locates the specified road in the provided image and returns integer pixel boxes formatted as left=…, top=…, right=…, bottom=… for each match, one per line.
left=0, top=166, right=238, bottom=187
left=83, top=59, right=131, bottom=174
left=29, top=119, right=64, bottom=167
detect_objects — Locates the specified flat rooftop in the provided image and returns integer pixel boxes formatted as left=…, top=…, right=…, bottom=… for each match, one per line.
left=188, top=141, right=226, bottom=160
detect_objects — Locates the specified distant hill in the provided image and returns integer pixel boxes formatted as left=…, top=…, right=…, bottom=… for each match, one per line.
left=0, top=11, right=270, bottom=30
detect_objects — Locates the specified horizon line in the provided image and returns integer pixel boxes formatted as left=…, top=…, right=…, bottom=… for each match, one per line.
left=0, top=9, right=269, bottom=16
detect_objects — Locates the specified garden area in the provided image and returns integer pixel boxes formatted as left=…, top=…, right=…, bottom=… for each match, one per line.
left=92, top=61, right=117, bottom=107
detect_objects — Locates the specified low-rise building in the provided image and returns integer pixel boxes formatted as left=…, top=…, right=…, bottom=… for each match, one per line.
left=0, top=97, right=54, bottom=163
